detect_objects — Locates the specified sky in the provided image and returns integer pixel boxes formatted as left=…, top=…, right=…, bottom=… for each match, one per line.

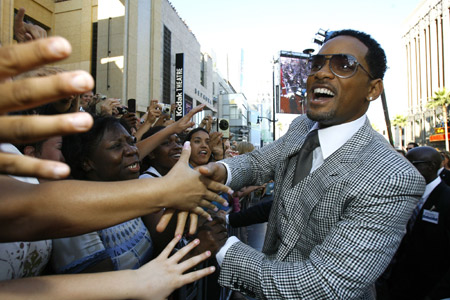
left=168, top=0, right=423, bottom=131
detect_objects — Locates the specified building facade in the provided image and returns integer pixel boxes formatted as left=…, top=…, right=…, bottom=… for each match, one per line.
left=402, top=0, right=450, bottom=148
left=1, top=0, right=98, bottom=73
left=96, top=0, right=221, bottom=117
left=1, top=0, right=236, bottom=123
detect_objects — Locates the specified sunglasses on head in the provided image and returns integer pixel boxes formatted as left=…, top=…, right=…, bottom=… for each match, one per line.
left=307, top=54, right=374, bottom=79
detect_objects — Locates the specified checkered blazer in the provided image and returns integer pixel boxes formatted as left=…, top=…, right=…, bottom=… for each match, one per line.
left=218, top=115, right=426, bottom=300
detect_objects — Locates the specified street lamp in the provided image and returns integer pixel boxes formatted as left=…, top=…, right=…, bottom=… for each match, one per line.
left=256, top=116, right=278, bottom=147
left=257, top=116, right=278, bottom=124
left=257, top=116, right=278, bottom=144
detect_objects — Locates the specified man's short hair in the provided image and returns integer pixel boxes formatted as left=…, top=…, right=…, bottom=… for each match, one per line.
left=325, top=29, right=387, bottom=80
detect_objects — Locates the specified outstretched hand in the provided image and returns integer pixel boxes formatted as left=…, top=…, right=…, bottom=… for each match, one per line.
left=190, top=215, right=228, bottom=257
left=98, top=98, right=121, bottom=116
left=167, top=104, right=206, bottom=134
left=156, top=210, right=198, bottom=237
left=145, top=100, right=162, bottom=126
left=209, top=131, right=224, bottom=161
left=134, top=235, right=215, bottom=300
left=0, top=37, right=94, bottom=179
left=197, top=162, right=228, bottom=184
left=156, top=141, right=232, bottom=234
left=14, top=8, right=47, bottom=43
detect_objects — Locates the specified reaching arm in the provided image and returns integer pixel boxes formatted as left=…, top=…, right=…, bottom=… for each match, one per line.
left=0, top=236, right=215, bottom=300
left=14, top=8, right=47, bottom=43
left=209, top=132, right=224, bottom=161
left=0, top=37, right=94, bottom=179
left=135, top=100, right=161, bottom=141
left=228, top=200, right=272, bottom=228
left=136, top=104, right=205, bottom=160
left=218, top=171, right=424, bottom=299
left=0, top=142, right=231, bottom=242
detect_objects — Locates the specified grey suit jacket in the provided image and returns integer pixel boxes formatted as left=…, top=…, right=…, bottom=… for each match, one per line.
left=218, top=115, right=426, bottom=300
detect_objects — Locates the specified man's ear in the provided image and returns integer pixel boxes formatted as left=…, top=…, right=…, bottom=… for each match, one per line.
left=23, top=146, right=37, bottom=157
left=367, top=79, right=383, bottom=102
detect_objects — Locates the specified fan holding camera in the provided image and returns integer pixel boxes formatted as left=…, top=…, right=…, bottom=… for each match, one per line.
left=199, top=115, right=213, bottom=133
left=135, top=100, right=176, bottom=141
left=93, top=94, right=122, bottom=116
left=119, top=99, right=139, bottom=136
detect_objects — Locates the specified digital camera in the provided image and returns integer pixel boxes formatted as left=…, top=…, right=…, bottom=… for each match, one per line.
left=116, top=106, right=128, bottom=115
left=218, top=118, right=230, bottom=139
left=161, top=104, right=172, bottom=116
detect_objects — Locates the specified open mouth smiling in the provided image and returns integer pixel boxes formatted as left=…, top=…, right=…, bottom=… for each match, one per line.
left=127, top=162, right=140, bottom=172
left=312, top=87, right=335, bottom=101
left=170, top=153, right=181, bottom=159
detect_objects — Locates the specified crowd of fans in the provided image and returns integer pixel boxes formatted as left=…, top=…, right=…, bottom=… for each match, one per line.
left=1, top=8, right=449, bottom=300
left=0, top=8, right=238, bottom=300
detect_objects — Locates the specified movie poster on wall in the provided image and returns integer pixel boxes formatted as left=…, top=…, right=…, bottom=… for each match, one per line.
left=278, top=53, right=309, bottom=114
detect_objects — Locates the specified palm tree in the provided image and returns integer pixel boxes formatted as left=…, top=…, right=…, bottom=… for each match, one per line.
left=427, top=88, right=450, bottom=151
left=392, top=114, right=407, bottom=150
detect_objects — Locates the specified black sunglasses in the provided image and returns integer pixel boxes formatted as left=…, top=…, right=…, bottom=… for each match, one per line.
left=307, top=54, right=374, bottom=79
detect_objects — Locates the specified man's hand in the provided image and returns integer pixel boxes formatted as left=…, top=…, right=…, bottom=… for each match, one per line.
left=234, top=184, right=266, bottom=198
left=14, top=8, right=47, bottom=43
left=196, top=162, right=228, bottom=184
left=0, top=37, right=94, bottom=179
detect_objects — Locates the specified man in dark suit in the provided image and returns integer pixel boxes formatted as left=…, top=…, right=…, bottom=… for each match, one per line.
left=383, top=146, right=450, bottom=299
left=439, top=167, right=450, bottom=185
left=438, top=150, right=450, bottom=185
left=198, top=29, right=425, bottom=299
left=438, top=153, right=450, bottom=185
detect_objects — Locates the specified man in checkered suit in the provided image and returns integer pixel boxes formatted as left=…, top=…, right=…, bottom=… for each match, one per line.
left=201, top=30, right=425, bottom=299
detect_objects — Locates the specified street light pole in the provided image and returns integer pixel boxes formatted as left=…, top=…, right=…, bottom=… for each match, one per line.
left=272, top=63, right=277, bottom=141
left=257, top=116, right=278, bottom=142
left=381, top=90, right=394, bottom=146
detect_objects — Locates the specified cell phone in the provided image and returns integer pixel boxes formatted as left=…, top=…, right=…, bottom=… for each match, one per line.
left=127, top=99, right=136, bottom=113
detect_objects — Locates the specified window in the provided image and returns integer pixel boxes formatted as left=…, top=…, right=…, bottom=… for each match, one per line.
left=230, top=104, right=239, bottom=119
left=200, top=55, right=206, bottom=87
left=91, top=22, right=98, bottom=88
left=162, top=26, right=171, bottom=104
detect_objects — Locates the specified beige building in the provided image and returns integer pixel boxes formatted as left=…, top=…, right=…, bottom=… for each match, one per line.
left=1, top=0, right=227, bottom=117
left=1, top=0, right=98, bottom=75
left=402, top=0, right=450, bottom=147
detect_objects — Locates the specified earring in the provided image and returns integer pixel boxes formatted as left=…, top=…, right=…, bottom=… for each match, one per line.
left=368, top=97, right=373, bottom=101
